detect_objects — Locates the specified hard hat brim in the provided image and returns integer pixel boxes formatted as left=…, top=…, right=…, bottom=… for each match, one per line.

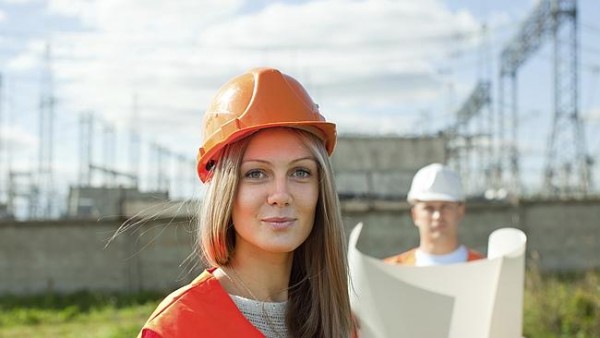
left=197, top=121, right=336, bottom=183
left=408, top=192, right=465, bottom=204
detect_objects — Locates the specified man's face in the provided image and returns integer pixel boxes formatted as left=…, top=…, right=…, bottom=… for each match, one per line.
left=411, top=200, right=465, bottom=243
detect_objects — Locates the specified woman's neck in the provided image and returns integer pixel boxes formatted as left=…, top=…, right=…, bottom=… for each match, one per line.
left=217, top=251, right=293, bottom=302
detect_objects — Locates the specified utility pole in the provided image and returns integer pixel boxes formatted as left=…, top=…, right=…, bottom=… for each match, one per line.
left=79, top=111, right=94, bottom=186
left=36, top=42, right=56, bottom=218
left=130, top=92, right=141, bottom=188
left=0, top=73, right=5, bottom=210
left=103, top=120, right=116, bottom=187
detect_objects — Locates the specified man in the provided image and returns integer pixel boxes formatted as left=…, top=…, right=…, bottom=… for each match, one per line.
left=384, top=163, right=484, bottom=266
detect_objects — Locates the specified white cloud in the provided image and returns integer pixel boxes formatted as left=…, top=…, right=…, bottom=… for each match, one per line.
left=47, top=0, right=91, bottom=18
left=584, top=106, right=600, bottom=122
left=0, top=0, right=35, bottom=4
left=0, top=125, right=37, bottom=151
left=3, top=0, right=598, bottom=202
left=7, top=51, right=39, bottom=71
left=41, top=0, right=481, bottom=142
left=0, top=0, right=502, bottom=174
left=6, top=39, right=46, bottom=71
left=49, top=0, right=241, bottom=33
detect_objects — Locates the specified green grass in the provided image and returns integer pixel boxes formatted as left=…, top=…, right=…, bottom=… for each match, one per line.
left=0, top=291, right=163, bottom=338
left=523, top=268, right=600, bottom=338
left=1, top=270, right=599, bottom=338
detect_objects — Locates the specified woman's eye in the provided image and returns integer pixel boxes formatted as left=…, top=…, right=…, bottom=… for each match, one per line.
left=244, top=169, right=265, bottom=179
left=292, top=168, right=311, bottom=178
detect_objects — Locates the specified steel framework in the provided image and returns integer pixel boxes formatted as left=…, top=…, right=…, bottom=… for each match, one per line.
left=450, top=80, right=492, bottom=196
left=499, top=0, right=590, bottom=197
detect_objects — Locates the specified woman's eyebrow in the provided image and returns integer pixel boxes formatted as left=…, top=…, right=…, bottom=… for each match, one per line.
left=241, top=156, right=316, bottom=164
left=290, top=157, right=317, bottom=164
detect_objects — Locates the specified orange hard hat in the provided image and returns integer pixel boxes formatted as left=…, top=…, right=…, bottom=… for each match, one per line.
left=197, top=67, right=337, bottom=182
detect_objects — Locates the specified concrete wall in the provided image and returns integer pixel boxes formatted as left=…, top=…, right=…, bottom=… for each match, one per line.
left=66, top=186, right=169, bottom=219
left=1, top=198, right=598, bottom=295
left=0, top=218, right=200, bottom=295
left=332, top=136, right=446, bottom=197
left=519, top=199, right=600, bottom=271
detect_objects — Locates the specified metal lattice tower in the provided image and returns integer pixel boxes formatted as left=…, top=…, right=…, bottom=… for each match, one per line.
left=543, top=0, right=590, bottom=197
left=499, top=0, right=589, bottom=197
left=497, top=72, right=519, bottom=195
left=450, top=80, right=492, bottom=196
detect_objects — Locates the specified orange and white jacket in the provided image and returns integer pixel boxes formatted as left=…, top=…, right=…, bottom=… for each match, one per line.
left=138, top=268, right=264, bottom=338
left=384, top=247, right=484, bottom=265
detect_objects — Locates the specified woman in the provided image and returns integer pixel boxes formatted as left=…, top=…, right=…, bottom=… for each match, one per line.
left=138, top=67, right=353, bottom=337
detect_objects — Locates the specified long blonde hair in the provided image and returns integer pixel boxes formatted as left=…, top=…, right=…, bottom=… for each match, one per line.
left=198, top=127, right=352, bottom=337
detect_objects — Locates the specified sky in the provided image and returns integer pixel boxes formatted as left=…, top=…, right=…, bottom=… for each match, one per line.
left=1, top=0, right=600, bottom=217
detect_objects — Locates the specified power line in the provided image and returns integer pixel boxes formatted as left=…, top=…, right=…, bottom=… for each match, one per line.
left=581, top=22, right=600, bottom=34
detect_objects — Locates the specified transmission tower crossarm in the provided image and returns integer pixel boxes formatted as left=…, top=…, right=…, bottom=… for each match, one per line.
left=455, top=80, right=491, bottom=128
left=500, top=0, right=576, bottom=76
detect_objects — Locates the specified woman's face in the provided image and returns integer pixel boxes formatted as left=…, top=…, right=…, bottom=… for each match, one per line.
left=232, top=128, right=319, bottom=257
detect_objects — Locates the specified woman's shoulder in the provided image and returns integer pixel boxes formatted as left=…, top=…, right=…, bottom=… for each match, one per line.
left=140, top=269, right=264, bottom=337
left=148, top=269, right=222, bottom=319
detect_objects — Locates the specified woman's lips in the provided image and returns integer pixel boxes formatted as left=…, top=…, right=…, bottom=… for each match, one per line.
left=262, top=217, right=295, bottom=230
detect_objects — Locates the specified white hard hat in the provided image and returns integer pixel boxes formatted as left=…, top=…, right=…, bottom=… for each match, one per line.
left=407, top=163, right=464, bottom=204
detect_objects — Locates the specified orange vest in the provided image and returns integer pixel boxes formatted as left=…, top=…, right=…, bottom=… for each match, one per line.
left=138, top=269, right=264, bottom=338
left=383, top=248, right=484, bottom=265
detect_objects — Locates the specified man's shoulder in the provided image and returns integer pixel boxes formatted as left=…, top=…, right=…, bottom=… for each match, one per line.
left=466, top=248, right=485, bottom=261
left=383, top=248, right=417, bottom=265
left=383, top=247, right=484, bottom=265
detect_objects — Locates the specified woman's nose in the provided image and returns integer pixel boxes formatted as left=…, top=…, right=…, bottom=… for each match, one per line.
left=267, top=177, right=292, bottom=206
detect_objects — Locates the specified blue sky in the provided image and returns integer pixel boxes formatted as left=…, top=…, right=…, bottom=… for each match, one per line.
left=1, top=0, right=600, bottom=216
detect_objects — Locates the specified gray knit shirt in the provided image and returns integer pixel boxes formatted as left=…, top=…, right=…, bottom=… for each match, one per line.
left=229, top=294, right=288, bottom=338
